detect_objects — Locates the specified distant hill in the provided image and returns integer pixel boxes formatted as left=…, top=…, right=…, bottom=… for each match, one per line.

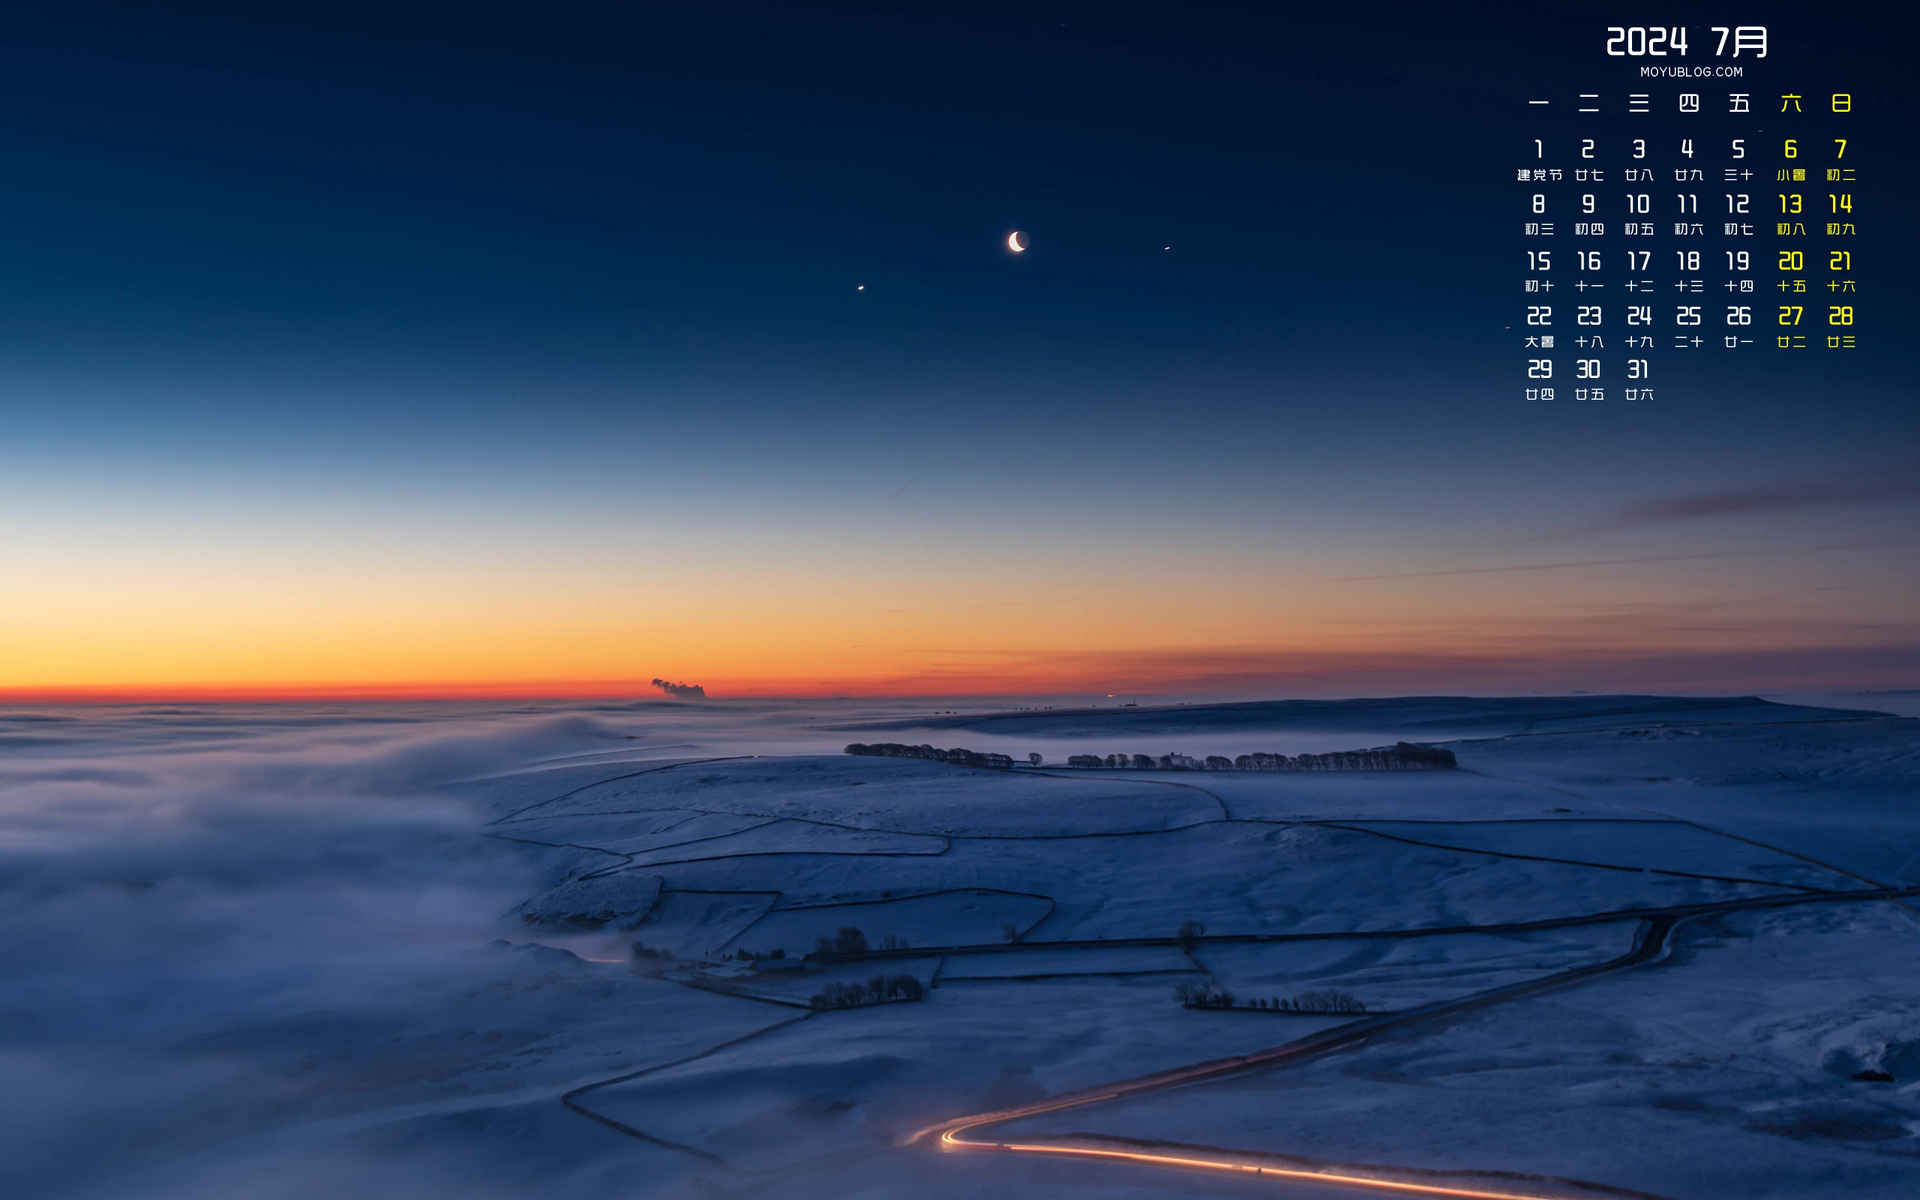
left=831, top=694, right=1894, bottom=740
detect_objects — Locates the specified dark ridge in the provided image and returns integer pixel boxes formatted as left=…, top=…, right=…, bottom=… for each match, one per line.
left=831, top=694, right=1894, bottom=738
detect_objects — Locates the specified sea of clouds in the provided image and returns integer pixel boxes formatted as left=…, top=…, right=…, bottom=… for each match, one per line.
left=0, top=702, right=719, bottom=1198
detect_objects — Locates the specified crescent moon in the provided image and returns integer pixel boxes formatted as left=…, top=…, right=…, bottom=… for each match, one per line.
left=1007, top=231, right=1027, bottom=252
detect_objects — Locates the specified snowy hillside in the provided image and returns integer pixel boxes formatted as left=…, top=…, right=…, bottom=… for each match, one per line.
left=3, top=694, right=1915, bottom=1200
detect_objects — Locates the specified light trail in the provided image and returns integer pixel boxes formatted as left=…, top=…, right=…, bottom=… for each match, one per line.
left=938, top=1128, right=1571, bottom=1200
left=561, top=880, right=1914, bottom=1196
left=908, top=903, right=1819, bottom=1200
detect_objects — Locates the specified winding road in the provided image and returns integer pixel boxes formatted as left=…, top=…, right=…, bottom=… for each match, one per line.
left=560, top=883, right=1917, bottom=1199
left=908, top=885, right=1920, bottom=1200
left=521, top=745, right=1920, bottom=1197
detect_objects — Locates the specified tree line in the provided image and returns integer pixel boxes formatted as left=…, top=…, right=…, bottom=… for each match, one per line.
left=1065, top=743, right=1455, bottom=772
left=1174, top=983, right=1368, bottom=1014
left=809, top=974, right=926, bottom=1010
left=844, top=743, right=1016, bottom=770
left=812, top=926, right=910, bottom=959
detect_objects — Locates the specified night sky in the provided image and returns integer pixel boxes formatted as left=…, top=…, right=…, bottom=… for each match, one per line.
left=3, top=1, right=1916, bottom=698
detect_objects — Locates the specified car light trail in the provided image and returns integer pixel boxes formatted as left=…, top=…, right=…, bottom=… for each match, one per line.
left=936, top=1127, right=1568, bottom=1200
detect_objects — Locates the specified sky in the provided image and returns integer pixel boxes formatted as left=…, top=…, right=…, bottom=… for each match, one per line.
left=2, top=0, right=1916, bottom=700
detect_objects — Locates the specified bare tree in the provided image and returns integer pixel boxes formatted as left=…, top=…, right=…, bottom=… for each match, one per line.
left=815, top=927, right=870, bottom=957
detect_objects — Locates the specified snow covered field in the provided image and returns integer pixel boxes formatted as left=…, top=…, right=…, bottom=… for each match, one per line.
left=2, top=694, right=1916, bottom=1199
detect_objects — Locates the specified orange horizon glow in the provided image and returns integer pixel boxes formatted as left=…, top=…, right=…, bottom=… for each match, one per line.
left=6, top=536, right=1916, bottom=703
left=0, top=680, right=695, bottom=705
left=3, top=634, right=1913, bottom=706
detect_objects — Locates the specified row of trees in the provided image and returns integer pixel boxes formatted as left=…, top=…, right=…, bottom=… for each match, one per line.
left=629, top=940, right=674, bottom=976
left=812, top=926, right=910, bottom=958
left=809, top=974, right=926, bottom=1010
left=1065, top=743, right=1456, bottom=772
left=844, top=743, right=1016, bottom=769
left=731, top=946, right=786, bottom=961
left=1174, top=983, right=1368, bottom=1014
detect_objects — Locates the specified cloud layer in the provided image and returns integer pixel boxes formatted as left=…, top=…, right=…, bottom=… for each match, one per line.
left=0, top=706, right=660, bottom=1197
left=1577, top=461, right=1920, bottom=536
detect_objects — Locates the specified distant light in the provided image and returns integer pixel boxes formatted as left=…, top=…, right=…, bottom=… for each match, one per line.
left=1164, top=246, right=1171, bottom=250
left=857, top=285, right=865, bottom=290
